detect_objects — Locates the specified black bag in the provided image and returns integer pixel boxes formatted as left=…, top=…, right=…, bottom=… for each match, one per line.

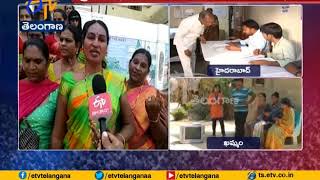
left=19, top=120, right=39, bottom=149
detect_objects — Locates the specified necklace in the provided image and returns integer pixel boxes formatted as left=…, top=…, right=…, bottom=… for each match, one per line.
left=127, top=80, right=145, bottom=110
left=61, top=59, right=78, bottom=73
left=131, top=86, right=144, bottom=111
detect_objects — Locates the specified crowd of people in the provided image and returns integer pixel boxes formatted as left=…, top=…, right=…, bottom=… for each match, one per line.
left=208, top=79, right=298, bottom=149
left=18, top=6, right=168, bottom=150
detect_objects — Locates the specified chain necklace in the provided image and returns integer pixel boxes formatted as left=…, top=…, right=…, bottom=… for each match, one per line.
left=61, top=59, right=79, bottom=73
left=126, top=80, right=145, bottom=110
left=131, top=86, right=144, bottom=111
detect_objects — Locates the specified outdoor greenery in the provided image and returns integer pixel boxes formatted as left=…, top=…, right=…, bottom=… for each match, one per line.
left=188, top=103, right=210, bottom=121
left=182, top=102, right=193, bottom=112
left=171, top=78, right=235, bottom=121
left=170, top=107, right=188, bottom=121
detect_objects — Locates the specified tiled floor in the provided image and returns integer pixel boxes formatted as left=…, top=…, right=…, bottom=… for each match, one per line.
left=169, top=119, right=235, bottom=150
left=169, top=103, right=301, bottom=150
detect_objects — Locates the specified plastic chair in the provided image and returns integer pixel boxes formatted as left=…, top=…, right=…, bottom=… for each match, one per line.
left=284, top=110, right=301, bottom=145
left=293, top=111, right=302, bottom=145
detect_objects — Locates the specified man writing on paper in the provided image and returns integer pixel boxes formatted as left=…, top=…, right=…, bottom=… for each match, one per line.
left=174, top=9, right=217, bottom=77
left=250, top=23, right=297, bottom=69
left=226, top=19, right=267, bottom=56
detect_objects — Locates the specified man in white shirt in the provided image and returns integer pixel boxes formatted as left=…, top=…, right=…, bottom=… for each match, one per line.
left=226, top=19, right=266, bottom=56
left=174, top=10, right=217, bottom=77
left=250, top=22, right=296, bottom=68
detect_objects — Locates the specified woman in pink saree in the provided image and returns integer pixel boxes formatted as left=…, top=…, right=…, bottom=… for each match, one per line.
left=126, top=49, right=168, bottom=149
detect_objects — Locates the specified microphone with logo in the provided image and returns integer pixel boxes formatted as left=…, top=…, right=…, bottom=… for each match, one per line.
left=88, top=74, right=113, bottom=148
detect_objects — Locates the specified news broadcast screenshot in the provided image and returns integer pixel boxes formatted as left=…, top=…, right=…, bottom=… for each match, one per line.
left=1, top=0, right=320, bottom=179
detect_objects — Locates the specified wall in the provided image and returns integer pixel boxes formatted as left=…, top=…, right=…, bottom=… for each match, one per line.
left=271, top=79, right=302, bottom=111
left=107, top=5, right=168, bottom=24
left=205, top=5, right=229, bottom=39
left=170, top=6, right=204, bottom=28
left=75, top=5, right=168, bottom=24
left=244, top=5, right=303, bottom=60
left=249, top=79, right=302, bottom=111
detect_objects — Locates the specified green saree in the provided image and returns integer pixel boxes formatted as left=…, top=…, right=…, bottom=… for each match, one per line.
left=60, top=69, right=126, bottom=149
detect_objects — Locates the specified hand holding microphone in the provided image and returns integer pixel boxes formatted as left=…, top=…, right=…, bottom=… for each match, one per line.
left=90, top=74, right=124, bottom=149
left=101, top=132, right=124, bottom=149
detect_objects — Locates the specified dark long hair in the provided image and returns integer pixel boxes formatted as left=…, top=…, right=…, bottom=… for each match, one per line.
left=53, top=9, right=67, bottom=21
left=82, top=20, right=110, bottom=45
left=68, top=10, right=82, bottom=32
left=129, top=48, right=152, bottom=71
left=281, top=97, right=294, bottom=108
left=23, top=39, right=49, bottom=63
left=82, top=20, right=110, bottom=68
left=63, top=25, right=82, bottom=56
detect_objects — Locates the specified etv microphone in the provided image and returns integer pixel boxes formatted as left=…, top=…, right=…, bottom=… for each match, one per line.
left=90, top=74, right=111, bottom=136
left=92, top=74, right=106, bottom=95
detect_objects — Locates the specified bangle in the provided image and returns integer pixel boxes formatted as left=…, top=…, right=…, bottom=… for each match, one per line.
left=117, top=133, right=126, bottom=145
left=149, top=114, right=160, bottom=124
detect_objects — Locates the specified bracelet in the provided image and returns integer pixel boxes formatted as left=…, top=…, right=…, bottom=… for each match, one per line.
left=117, top=133, right=126, bottom=145
left=149, top=114, right=160, bottom=124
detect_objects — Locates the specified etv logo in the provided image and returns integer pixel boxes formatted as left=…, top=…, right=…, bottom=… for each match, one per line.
left=93, top=95, right=106, bottom=109
left=24, top=0, right=58, bottom=20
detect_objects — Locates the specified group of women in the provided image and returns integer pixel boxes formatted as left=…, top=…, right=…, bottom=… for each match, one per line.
left=19, top=6, right=83, bottom=78
left=245, top=92, right=296, bottom=149
left=19, top=6, right=168, bottom=150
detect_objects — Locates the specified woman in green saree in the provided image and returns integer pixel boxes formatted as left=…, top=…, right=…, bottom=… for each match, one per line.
left=51, top=20, right=135, bottom=149
left=19, top=39, right=59, bottom=149
left=47, top=25, right=84, bottom=84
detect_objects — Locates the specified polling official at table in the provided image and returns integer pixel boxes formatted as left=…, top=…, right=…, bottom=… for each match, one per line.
left=226, top=19, right=267, bottom=56
left=250, top=22, right=297, bottom=70
left=173, top=9, right=217, bottom=77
